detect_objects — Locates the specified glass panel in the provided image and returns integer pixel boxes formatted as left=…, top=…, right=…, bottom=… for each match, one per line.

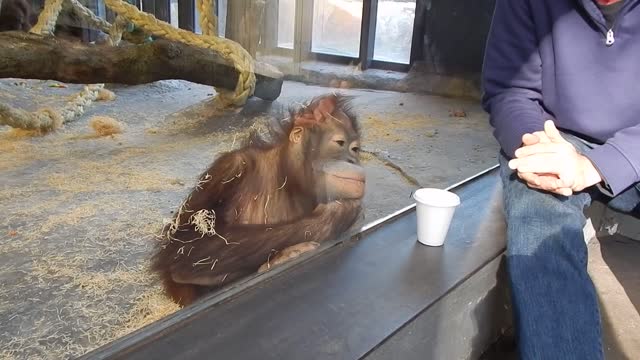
left=373, top=0, right=416, bottom=64
left=312, top=0, right=363, bottom=57
left=170, top=0, right=179, bottom=28
left=194, top=7, right=202, bottom=34
left=277, top=0, right=296, bottom=49
left=3, top=0, right=494, bottom=356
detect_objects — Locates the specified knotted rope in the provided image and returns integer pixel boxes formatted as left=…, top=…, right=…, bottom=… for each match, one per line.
left=102, top=0, right=255, bottom=107
left=2, top=0, right=254, bottom=132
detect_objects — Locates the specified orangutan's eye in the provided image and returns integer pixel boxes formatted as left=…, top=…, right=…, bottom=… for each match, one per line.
left=335, top=140, right=345, bottom=146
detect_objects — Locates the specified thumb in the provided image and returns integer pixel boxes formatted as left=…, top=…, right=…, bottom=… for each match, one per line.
left=521, top=133, right=540, bottom=146
left=544, top=120, right=564, bottom=142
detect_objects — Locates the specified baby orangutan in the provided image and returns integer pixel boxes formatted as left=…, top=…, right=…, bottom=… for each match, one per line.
left=151, top=94, right=366, bottom=306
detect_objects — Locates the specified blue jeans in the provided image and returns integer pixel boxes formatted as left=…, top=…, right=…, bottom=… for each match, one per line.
left=499, top=132, right=640, bottom=360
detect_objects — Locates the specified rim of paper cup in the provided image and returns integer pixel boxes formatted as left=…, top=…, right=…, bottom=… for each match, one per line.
left=413, top=188, right=460, bottom=208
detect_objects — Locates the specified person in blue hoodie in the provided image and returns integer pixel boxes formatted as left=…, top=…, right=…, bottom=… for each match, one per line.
left=481, top=0, right=640, bottom=358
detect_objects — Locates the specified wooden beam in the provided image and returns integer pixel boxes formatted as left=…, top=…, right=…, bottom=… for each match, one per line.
left=225, top=0, right=265, bottom=57
left=0, top=32, right=283, bottom=101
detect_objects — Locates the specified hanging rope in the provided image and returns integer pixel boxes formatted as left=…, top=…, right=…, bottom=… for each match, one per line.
left=30, top=0, right=65, bottom=35
left=65, top=0, right=113, bottom=34
left=102, top=0, right=255, bottom=107
left=108, top=15, right=130, bottom=45
left=196, top=0, right=217, bottom=37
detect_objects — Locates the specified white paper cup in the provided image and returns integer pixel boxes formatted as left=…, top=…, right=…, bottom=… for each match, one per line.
left=413, top=188, right=461, bottom=246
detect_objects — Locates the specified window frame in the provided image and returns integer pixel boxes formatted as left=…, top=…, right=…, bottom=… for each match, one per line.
left=270, top=0, right=419, bottom=72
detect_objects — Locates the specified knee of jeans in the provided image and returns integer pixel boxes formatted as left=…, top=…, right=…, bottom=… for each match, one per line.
left=507, top=224, right=589, bottom=275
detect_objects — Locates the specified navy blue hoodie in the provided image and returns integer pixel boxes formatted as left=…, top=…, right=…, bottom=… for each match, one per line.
left=481, top=0, right=640, bottom=196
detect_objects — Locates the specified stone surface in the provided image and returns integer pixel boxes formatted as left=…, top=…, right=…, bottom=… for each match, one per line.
left=0, top=78, right=498, bottom=359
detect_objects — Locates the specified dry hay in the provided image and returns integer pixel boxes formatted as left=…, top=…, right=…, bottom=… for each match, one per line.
left=2, top=128, right=47, bottom=138
left=0, top=82, right=270, bottom=359
left=39, top=204, right=97, bottom=233
left=0, top=197, right=175, bottom=359
left=1, top=256, right=178, bottom=359
left=96, top=89, right=117, bottom=102
left=145, top=127, right=160, bottom=135
left=361, top=112, right=437, bottom=142
left=0, top=128, right=73, bottom=172
left=89, top=116, right=125, bottom=137
left=115, top=287, right=181, bottom=339
left=46, top=160, right=183, bottom=193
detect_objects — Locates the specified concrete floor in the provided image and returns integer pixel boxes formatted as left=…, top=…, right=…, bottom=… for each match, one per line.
left=590, top=235, right=640, bottom=360
left=0, top=79, right=499, bottom=359
left=480, top=235, right=640, bottom=360
left=1, top=77, right=638, bottom=360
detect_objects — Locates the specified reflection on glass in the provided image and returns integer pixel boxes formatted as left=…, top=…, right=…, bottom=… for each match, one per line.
left=194, top=7, right=202, bottom=34
left=192, top=0, right=226, bottom=36
left=312, top=0, right=363, bottom=57
left=277, top=0, right=296, bottom=49
left=170, top=0, right=179, bottom=28
left=373, top=0, right=416, bottom=64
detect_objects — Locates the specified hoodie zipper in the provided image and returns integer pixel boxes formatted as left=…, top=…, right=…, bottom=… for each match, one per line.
left=605, top=28, right=615, bottom=45
left=604, top=12, right=623, bottom=46
left=597, top=1, right=635, bottom=47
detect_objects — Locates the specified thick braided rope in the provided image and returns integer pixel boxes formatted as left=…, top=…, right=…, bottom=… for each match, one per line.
left=0, top=105, right=63, bottom=132
left=58, top=84, right=104, bottom=120
left=103, top=0, right=255, bottom=106
left=0, top=84, right=103, bottom=131
left=196, top=0, right=217, bottom=36
left=30, top=0, right=64, bottom=35
left=65, top=0, right=113, bottom=34
left=108, top=16, right=129, bottom=45
left=2, top=1, right=106, bottom=131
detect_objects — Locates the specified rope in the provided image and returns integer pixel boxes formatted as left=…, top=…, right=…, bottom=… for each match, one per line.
left=0, top=84, right=103, bottom=132
left=103, top=0, right=255, bottom=107
left=30, top=0, right=65, bottom=35
left=108, top=15, right=129, bottom=45
left=0, top=0, right=102, bottom=132
left=0, top=105, right=63, bottom=132
left=2, top=0, right=255, bottom=131
left=65, top=0, right=113, bottom=34
left=58, top=84, right=104, bottom=120
left=196, top=0, right=217, bottom=36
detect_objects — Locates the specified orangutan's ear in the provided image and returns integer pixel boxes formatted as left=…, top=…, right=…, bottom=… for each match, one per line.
left=289, top=126, right=304, bottom=144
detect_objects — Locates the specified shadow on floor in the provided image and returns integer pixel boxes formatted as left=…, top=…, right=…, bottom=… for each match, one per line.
left=599, top=235, right=640, bottom=313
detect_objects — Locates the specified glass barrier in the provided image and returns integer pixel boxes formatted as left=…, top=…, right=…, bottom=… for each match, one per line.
left=0, top=0, right=499, bottom=358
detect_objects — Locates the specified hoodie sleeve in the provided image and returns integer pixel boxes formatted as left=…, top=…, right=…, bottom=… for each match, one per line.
left=583, top=127, right=640, bottom=196
left=481, top=0, right=547, bottom=158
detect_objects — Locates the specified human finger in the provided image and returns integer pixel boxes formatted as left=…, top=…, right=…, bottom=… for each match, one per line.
left=533, top=131, right=551, bottom=143
left=514, top=142, right=566, bottom=158
left=551, top=187, right=573, bottom=196
left=519, top=171, right=567, bottom=190
left=544, top=120, right=565, bottom=143
left=509, top=154, right=563, bottom=174
left=522, top=133, right=540, bottom=146
left=517, top=172, right=542, bottom=186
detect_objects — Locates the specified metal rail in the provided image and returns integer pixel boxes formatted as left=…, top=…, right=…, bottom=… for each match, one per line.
left=79, top=163, right=502, bottom=360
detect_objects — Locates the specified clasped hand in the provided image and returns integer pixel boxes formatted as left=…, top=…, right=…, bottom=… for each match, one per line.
left=507, top=120, right=602, bottom=196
